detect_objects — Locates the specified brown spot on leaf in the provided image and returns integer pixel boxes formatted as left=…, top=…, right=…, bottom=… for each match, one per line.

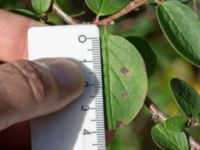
left=121, top=92, right=129, bottom=99
left=120, top=67, right=129, bottom=75
left=117, top=121, right=124, bottom=128
left=120, top=67, right=133, bottom=78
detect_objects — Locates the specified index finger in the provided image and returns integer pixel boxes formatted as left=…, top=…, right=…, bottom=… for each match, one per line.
left=0, top=10, right=43, bottom=61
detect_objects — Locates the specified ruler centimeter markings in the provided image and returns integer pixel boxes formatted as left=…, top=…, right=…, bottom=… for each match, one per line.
left=28, top=25, right=105, bottom=150
left=79, top=35, right=105, bottom=150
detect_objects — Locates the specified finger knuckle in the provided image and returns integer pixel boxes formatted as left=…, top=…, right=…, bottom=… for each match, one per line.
left=11, top=60, right=47, bottom=104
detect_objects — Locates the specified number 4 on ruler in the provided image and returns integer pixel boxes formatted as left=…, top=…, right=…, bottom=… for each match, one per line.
left=83, top=129, right=91, bottom=135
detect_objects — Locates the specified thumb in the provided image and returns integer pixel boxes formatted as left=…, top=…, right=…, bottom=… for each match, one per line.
left=0, top=58, right=84, bottom=131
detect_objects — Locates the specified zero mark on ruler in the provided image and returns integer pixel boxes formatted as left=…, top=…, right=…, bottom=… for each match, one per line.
left=78, top=35, right=87, bottom=43
left=78, top=34, right=99, bottom=43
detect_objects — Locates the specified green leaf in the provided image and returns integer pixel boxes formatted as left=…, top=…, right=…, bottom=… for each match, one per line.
left=156, top=1, right=200, bottom=67
left=101, top=33, right=147, bottom=130
left=152, top=116, right=189, bottom=150
left=55, top=0, right=85, bottom=16
left=176, top=0, right=189, bottom=4
left=148, top=0, right=158, bottom=6
left=165, top=116, right=187, bottom=132
left=170, top=78, right=200, bottom=117
left=31, top=0, right=52, bottom=15
left=12, top=9, right=38, bottom=20
left=126, top=36, right=157, bottom=77
left=85, top=0, right=132, bottom=16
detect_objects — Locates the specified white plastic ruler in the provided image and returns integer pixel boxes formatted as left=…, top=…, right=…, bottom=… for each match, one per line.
left=28, top=25, right=105, bottom=150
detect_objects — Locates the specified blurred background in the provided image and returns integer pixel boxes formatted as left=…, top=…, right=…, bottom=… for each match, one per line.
left=0, top=0, right=200, bottom=149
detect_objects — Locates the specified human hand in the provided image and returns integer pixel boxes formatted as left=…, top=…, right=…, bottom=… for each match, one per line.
left=0, top=10, right=85, bottom=149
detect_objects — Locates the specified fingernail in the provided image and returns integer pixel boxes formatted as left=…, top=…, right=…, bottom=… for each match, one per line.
left=47, top=59, right=84, bottom=94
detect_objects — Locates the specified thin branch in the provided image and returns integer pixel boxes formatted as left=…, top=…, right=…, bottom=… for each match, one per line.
left=145, top=97, right=168, bottom=122
left=95, top=0, right=147, bottom=26
left=52, top=2, right=79, bottom=25
left=145, top=97, right=200, bottom=150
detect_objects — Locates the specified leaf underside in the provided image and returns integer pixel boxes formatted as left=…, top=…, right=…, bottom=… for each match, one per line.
left=85, top=0, right=132, bottom=16
left=170, top=78, right=200, bottom=117
left=101, top=33, right=147, bottom=130
left=152, top=116, right=189, bottom=150
left=157, top=1, right=200, bottom=67
left=31, top=0, right=52, bottom=15
left=12, top=9, right=38, bottom=20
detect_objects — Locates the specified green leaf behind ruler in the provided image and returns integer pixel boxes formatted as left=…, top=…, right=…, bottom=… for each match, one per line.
left=85, top=0, right=132, bottom=16
left=170, top=78, right=200, bottom=117
left=156, top=1, right=200, bottom=67
left=101, top=33, right=147, bottom=130
left=152, top=116, right=189, bottom=150
left=126, top=36, right=157, bottom=78
left=31, top=0, right=52, bottom=15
